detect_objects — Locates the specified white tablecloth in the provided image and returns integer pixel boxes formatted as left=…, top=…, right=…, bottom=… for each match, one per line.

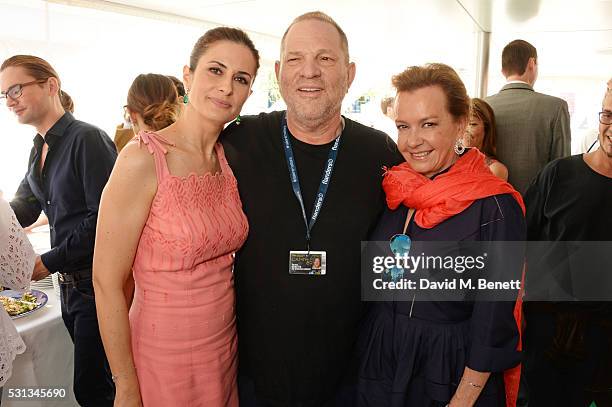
left=2, top=287, right=78, bottom=407
left=1, top=229, right=78, bottom=406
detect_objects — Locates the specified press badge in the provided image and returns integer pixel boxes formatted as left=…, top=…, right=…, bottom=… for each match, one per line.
left=289, top=251, right=327, bottom=275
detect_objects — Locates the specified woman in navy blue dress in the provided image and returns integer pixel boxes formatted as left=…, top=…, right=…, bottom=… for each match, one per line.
left=357, top=64, right=525, bottom=407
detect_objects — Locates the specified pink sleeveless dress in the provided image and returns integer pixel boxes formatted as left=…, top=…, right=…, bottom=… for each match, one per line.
left=129, top=131, right=248, bottom=407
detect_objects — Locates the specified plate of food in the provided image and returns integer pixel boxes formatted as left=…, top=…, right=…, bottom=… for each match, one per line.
left=0, top=289, right=48, bottom=319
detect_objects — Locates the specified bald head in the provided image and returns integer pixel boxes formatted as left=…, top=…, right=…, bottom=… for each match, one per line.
left=602, top=78, right=612, bottom=104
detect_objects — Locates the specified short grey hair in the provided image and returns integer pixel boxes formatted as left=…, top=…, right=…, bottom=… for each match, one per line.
left=280, top=11, right=350, bottom=62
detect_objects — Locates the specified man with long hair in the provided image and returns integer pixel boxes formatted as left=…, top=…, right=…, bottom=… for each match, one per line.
left=0, top=55, right=116, bottom=406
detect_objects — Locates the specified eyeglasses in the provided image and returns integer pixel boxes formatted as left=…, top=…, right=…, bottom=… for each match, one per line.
left=599, top=111, right=612, bottom=125
left=0, top=79, right=48, bottom=101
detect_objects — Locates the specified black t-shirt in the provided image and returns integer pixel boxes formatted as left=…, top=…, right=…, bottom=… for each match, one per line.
left=525, top=154, right=612, bottom=241
left=221, top=111, right=402, bottom=405
left=524, top=154, right=612, bottom=302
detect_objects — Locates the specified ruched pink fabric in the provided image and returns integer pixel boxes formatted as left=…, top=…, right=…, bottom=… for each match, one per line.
left=129, top=131, right=248, bottom=407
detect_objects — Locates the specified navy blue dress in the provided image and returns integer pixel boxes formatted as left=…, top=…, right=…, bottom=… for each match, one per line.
left=357, top=193, right=525, bottom=407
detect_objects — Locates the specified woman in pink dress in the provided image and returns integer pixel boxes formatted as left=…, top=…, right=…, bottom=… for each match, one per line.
left=93, top=27, right=259, bottom=407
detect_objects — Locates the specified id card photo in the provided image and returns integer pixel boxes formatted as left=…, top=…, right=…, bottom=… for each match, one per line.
left=289, top=251, right=327, bottom=275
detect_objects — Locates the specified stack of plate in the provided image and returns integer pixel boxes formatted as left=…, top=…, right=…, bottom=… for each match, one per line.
left=27, top=227, right=59, bottom=298
left=31, top=274, right=54, bottom=290
left=31, top=274, right=60, bottom=299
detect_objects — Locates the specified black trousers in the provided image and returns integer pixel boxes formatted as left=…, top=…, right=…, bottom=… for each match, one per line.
left=523, top=308, right=612, bottom=407
left=59, top=271, right=114, bottom=407
left=238, top=375, right=356, bottom=407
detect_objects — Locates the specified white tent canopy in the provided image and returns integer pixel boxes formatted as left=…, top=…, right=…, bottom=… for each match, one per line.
left=1, top=0, right=611, bottom=195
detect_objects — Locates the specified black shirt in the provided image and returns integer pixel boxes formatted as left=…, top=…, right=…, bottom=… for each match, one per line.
left=522, top=150, right=612, bottom=400
left=221, top=111, right=402, bottom=406
left=524, top=154, right=612, bottom=301
left=10, top=112, right=117, bottom=273
left=525, top=154, right=612, bottom=241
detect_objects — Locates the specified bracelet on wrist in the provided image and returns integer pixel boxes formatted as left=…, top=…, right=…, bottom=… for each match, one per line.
left=468, top=381, right=483, bottom=389
left=111, top=367, right=137, bottom=383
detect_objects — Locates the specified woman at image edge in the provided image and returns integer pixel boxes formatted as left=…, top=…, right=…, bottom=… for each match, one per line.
left=93, top=27, right=259, bottom=407
left=0, top=195, right=35, bottom=397
left=357, top=64, right=525, bottom=407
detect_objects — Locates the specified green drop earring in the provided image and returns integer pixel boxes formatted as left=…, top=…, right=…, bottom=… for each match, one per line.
left=235, top=115, right=241, bottom=125
left=183, top=91, right=189, bottom=105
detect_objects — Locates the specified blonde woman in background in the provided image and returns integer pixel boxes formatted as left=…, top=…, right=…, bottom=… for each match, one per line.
left=114, top=74, right=182, bottom=152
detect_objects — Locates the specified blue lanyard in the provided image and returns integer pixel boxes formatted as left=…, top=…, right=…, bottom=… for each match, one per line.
left=281, top=115, right=342, bottom=250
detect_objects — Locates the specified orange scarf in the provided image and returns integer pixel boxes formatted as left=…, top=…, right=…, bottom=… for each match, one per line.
left=383, top=148, right=525, bottom=407
left=383, top=148, right=525, bottom=228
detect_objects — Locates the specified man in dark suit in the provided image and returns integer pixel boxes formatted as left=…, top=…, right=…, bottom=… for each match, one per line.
left=486, top=39, right=571, bottom=194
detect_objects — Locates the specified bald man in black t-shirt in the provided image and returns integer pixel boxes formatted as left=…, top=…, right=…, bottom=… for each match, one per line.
left=222, top=11, right=401, bottom=407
